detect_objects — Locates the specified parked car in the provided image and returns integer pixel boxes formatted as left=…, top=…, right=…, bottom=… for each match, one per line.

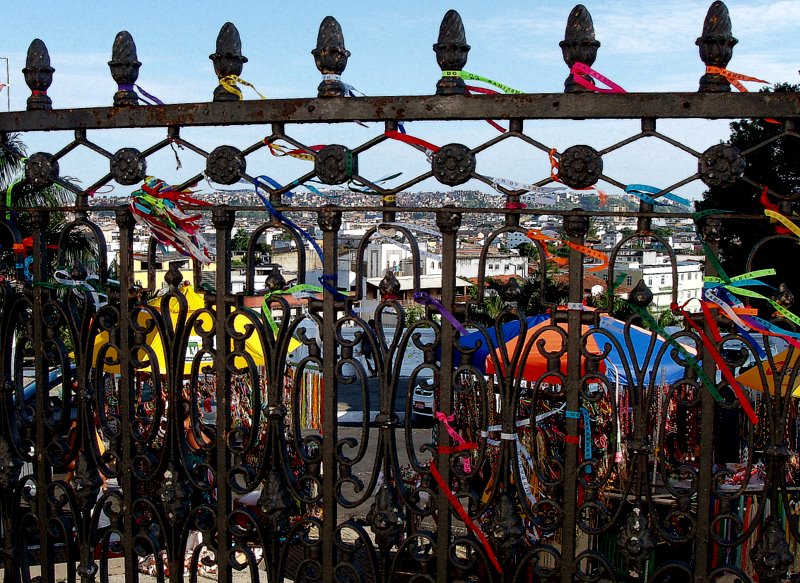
left=411, top=378, right=435, bottom=424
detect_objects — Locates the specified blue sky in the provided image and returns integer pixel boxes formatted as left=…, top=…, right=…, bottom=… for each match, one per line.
left=1, top=0, right=798, bottom=200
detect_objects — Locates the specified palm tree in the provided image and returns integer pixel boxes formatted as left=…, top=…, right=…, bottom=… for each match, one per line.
left=0, top=132, right=94, bottom=280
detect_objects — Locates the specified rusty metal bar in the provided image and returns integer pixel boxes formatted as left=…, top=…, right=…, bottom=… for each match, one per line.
left=114, top=208, right=137, bottom=583
left=0, top=93, right=798, bottom=132
left=434, top=207, right=460, bottom=583
left=212, top=206, right=235, bottom=583
left=559, top=212, right=589, bottom=583
left=31, top=210, right=53, bottom=583
left=319, top=206, right=341, bottom=580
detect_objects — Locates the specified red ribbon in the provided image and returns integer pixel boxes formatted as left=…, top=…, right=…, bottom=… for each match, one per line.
left=760, top=185, right=792, bottom=235
left=428, top=461, right=502, bottom=573
left=464, top=85, right=507, bottom=133
left=385, top=130, right=440, bottom=153
left=677, top=304, right=758, bottom=425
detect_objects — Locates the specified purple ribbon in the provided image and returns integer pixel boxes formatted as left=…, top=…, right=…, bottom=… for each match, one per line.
left=117, top=84, right=164, bottom=105
left=413, top=291, right=467, bottom=335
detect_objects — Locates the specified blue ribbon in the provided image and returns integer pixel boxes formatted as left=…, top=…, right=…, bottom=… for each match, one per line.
left=254, top=176, right=346, bottom=300
left=625, top=184, right=691, bottom=207
left=580, top=407, right=592, bottom=474
left=117, top=83, right=164, bottom=106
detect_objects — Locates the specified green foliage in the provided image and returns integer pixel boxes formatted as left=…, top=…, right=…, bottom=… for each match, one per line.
left=404, top=303, right=427, bottom=326
left=232, top=228, right=250, bottom=252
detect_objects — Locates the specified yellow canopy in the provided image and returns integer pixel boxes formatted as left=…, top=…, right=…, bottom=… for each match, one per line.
left=92, top=284, right=300, bottom=375
left=735, top=348, right=800, bottom=397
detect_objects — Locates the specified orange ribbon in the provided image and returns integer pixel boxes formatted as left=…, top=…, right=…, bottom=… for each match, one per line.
left=706, top=66, right=779, bottom=124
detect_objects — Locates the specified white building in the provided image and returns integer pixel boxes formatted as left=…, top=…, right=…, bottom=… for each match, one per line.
left=612, top=250, right=704, bottom=312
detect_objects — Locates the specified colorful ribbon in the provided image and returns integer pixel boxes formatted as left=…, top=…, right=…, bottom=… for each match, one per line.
left=571, top=63, right=626, bottom=94
left=677, top=303, right=758, bottom=425
left=625, top=184, right=691, bottom=207
left=765, top=209, right=800, bottom=238
left=413, top=291, right=467, bottom=335
left=625, top=302, right=723, bottom=403
left=116, top=83, right=164, bottom=105
left=130, top=177, right=212, bottom=264
left=254, top=177, right=345, bottom=300
left=428, top=460, right=501, bottom=573
left=526, top=229, right=608, bottom=272
left=219, top=75, right=266, bottom=100
left=705, top=67, right=780, bottom=124
left=565, top=409, right=593, bottom=473
left=261, top=284, right=323, bottom=334
left=441, top=70, right=524, bottom=95
left=434, top=412, right=475, bottom=473
left=385, top=130, right=440, bottom=159
left=266, top=142, right=322, bottom=162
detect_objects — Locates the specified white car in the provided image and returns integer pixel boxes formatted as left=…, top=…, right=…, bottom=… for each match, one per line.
left=411, top=378, right=435, bottom=423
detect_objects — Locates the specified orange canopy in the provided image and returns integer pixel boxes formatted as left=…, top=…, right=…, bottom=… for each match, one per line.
left=485, top=319, right=605, bottom=382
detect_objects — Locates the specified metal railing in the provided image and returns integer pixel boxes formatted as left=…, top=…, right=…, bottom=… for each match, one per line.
left=0, top=2, right=798, bottom=583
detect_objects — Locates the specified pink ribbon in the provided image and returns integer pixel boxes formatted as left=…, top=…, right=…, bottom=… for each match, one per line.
left=571, top=63, right=626, bottom=94
left=434, top=412, right=474, bottom=473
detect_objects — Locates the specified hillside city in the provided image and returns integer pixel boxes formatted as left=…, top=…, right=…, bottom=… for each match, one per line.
left=88, top=185, right=704, bottom=318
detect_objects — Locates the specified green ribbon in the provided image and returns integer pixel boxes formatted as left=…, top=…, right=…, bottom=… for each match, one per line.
left=441, top=70, right=524, bottom=94
left=626, top=302, right=723, bottom=403
left=261, top=284, right=323, bottom=333
left=705, top=268, right=776, bottom=286
left=612, top=272, right=628, bottom=290
left=700, top=241, right=730, bottom=284
left=724, top=286, right=800, bottom=328
left=692, top=209, right=734, bottom=220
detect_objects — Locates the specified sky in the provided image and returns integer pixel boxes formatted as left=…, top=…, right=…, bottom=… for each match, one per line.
left=0, top=0, right=798, bottom=200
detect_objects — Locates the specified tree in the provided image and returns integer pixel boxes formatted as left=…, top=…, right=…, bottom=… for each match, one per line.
left=231, top=228, right=250, bottom=252
left=0, top=132, right=91, bottom=279
left=696, top=83, right=800, bottom=305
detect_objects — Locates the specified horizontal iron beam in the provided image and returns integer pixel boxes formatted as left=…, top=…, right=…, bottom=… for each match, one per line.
left=0, top=93, right=797, bottom=132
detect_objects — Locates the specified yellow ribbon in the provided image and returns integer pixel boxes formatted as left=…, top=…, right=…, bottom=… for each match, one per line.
left=765, top=209, right=800, bottom=238
left=219, top=75, right=267, bottom=100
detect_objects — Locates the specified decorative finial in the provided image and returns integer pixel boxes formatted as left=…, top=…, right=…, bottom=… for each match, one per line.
left=23, top=39, right=54, bottom=110
left=164, top=262, right=183, bottom=290
left=210, top=22, right=248, bottom=102
left=433, top=10, right=470, bottom=95
left=265, top=265, right=286, bottom=292
left=629, top=279, right=654, bottom=307
left=697, top=1, right=738, bottom=92
left=109, top=31, right=142, bottom=107
left=379, top=270, right=401, bottom=300
left=560, top=5, right=601, bottom=93
left=500, top=277, right=523, bottom=303
left=312, top=16, right=350, bottom=98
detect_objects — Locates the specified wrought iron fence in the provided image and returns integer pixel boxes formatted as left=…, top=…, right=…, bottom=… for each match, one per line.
left=0, top=2, right=799, bottom=582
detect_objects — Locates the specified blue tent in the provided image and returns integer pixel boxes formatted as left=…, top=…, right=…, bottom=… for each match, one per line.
left=595, top=316, right=690, bottom=386
left=459, top=314, right=691, bottom=386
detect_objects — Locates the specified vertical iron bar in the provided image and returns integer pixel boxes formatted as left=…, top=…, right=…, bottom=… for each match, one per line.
left=31, top=210, right=53, bottom=583
left=693, top=221, right=721, bottom=583
left=318, top=206, right=341, bottom=583
left=434, top=207, right=461, bottom=583
left=560, top=212, right=588, bottom=583
left=115, top=208, right=137, bottom=583
left=212, top=206, right=235, bottom=583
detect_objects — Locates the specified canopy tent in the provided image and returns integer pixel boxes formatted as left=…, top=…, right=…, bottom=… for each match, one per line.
left=480, top=314, right=692, bottom=386
left=484, top=318, right=605, bottom=382
left=456, top=314, right=550, bottom=371
left=736, top=348, right=800, bottom=397
left=92, top=284, right=300, bottom=374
